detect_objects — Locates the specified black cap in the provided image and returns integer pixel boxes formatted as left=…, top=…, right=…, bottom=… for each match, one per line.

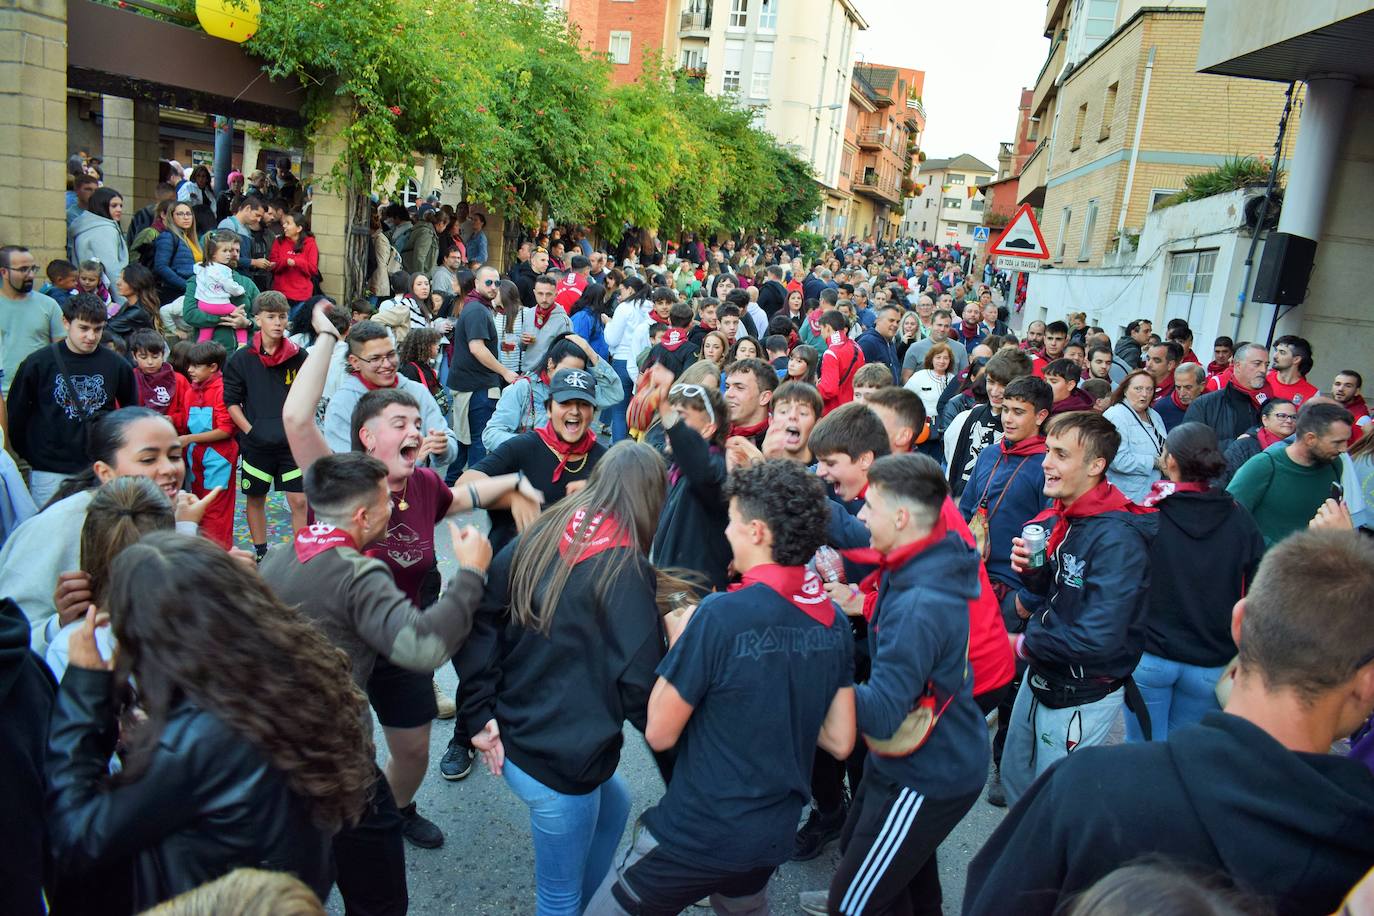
left=549, top=367, right=596, bottom=404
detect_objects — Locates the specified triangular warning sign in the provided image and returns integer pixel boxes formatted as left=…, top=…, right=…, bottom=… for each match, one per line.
left=988, top=203, right=1050, bottom=259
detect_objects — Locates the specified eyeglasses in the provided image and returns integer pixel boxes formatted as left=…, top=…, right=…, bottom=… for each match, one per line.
left=670, top=383, right=714, bottom=426
left=357, top=350, right=398, bottom=367
left=3, top=265, right=38, bottom=273
left=481, top=279, right=500, bottom=287
left=1271, top=412, right=1298, bottom=422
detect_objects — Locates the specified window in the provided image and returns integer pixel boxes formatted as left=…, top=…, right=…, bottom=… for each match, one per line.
left=1067, top=0, right=1118, bottom=64
left=401, top=177, right=420, bottom=208
left=1099, top=82, right=1117, bottom=141
left=758, top=0, right=777, bottom=32
left=971, top=199, right=984, bottom=212
left=1150, top=188, right=1180, bottom=211
left=1078, top=198, right=1098, bottom=261
left=1027, top=116, right=1040, bottom=142
left=948, top=173, right=965, bottom=185
left=1056, top=207, right=1072, bottom=260
left=750, top=43, right=773, bottom=97
left=680, top=47, right=705, bottom=70
left=943, top=197, right=962, bottom=209
left=1071, top=103, right=1087, bottom=150
left=1168, top=250, right=1218, bottom=296
left=729, top=0, right=748, bottom=29
left=608, top=31, right=631, bottom=65
left=840, top=150, right=852, bottom=178
left=722, top=39, right=744, bottom=93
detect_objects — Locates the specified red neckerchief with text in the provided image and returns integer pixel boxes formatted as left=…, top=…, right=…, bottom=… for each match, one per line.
left=1140, top=479, right=1208, bottom=508
left=535, top=422, right=596, bottom=482
left=294, top=522, right=357, bottom=563
left=559, top=508, right=633, bottom=563
left=661, top=328, right=690, bottom=352
left=730, top=564, right=834, bottom=626
left=1027, top=480, right=1157, bottom=556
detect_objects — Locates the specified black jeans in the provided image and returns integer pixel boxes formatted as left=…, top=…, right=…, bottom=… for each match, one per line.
left=332, top=770, right=407, bottom=916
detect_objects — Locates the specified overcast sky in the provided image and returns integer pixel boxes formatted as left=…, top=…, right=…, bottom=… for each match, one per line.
left=855, top=1, right=1049, bottom=168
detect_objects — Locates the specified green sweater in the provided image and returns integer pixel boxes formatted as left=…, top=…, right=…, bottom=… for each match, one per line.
left=1227, top=446, right=1341, bottom=547
left=181, top=271, right=260, bottom=350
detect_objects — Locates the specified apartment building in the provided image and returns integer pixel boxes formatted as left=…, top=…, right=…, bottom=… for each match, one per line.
left=560, top=0, right=677, bottom=85
left=982, top=87, right=1036, bottom=223
left=838, top=63, right=925, bottom=242
left=1017, top=0, right=1298, bottom=267
left=903, top=154, right=994, bottom=246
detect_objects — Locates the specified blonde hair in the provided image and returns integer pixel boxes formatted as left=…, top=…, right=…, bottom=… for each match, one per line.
left=141, top=868, right=325, bottom=916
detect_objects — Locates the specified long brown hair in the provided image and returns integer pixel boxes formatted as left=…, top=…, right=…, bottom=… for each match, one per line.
left=80, top=477, right=175, bottom=606
left=105, top=532, right=375, bottom=830
left=507, top=441, right=693, bottom=633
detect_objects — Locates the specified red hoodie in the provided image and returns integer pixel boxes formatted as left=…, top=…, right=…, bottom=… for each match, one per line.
left=817, top=331, right=865, bottom=414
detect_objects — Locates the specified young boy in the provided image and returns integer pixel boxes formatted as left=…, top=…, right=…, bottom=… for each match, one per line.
left=817, top=310, right=865, bottom=415
left=8, top=293, right=136, bottom=506
left=717, top=303, right=743, bottom=346
left=765, top=334, right=790, bottom=377
left=127, top=328, right=191, bottom=418
left=688, top=297, right=719, bottom=346
left=175, top=340, right=237, bottom=548
left=222, top=290, right=308, bottom=558
left=1044, top=357, right=1094, bottom=414
left=636, top=322, right=668, bottom=373
left=763, top=381, right=822, bottom=464
left=643, top=301, right=699, bottom=379
left=39, top=259, right=78, bottom=301
left=349, top=297, right=377, bottom=326
left=851, top=363, right=892, bottom=404
left=863, top=385, right=928, bottom=455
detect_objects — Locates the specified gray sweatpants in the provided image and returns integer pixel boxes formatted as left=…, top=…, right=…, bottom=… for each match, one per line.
left=999, top=675, right=1123, bottom=807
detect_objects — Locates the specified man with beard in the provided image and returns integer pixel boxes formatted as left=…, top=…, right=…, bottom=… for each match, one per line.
left=1331, top=370, right=1371, bottom=434
left=1267, top=335, right=1319, bottom=407
left=1145, top=341, right=1182, bottom=401
left=1185, top=343, right=1269, bottom=451
left=1153, top=363, right=1206, bottom=431
left=0, top=245, right=65, bottom=396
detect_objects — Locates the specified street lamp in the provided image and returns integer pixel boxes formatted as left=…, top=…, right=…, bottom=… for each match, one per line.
left=810, top=103, right=844, bottom=111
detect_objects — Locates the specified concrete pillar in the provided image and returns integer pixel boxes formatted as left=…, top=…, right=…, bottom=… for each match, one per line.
left=309, top=100, right=355, bottom=299
left=241, top=123, right=261, bottom=176
left=0, top=0, right=69, bottom=264
left=419, top=155, right=440, bottom=198
left=1277, top=75, right=1355, bottom=243
left=100, top=95, right=160, bottom=210
left=213, top=116, right=234, bottom=194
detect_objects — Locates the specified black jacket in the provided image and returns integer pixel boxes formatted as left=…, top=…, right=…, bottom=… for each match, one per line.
left=964, top=712, right=1374, bottom=916
left=1222, top=427, right=1264, bottom=484
left=511, top=260, right=540, bottom=312
left=105, top=302, right=155, bottom=340
left=0, top=599, right=55, bottom=916
left=1144, top=488, right=1264, bottom=667
left=856, top=328, right=899, bottom=385
left=457, top=539, right=664, bottom=796
left=45, top=668, right=331, bottom=911
left=1184, top=383, right=1261, bottom=452
left=1113, top=334, right=1142, bottom=369
left=221, top=339, right=307, bottom=450
left=757, top=279, right=788, bottom=319
left=651, top=420, right=731, bottom=592
left=1019, top=504, right=1158, bottom=684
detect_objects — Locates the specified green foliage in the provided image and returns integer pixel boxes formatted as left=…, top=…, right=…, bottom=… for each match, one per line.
left=1155, top=156, right=1282, bottom=209
left=792, top=231, right=827, bottom=263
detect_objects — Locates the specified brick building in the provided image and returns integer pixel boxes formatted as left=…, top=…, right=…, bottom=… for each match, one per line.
left=559, top=0, right=675, bottom=85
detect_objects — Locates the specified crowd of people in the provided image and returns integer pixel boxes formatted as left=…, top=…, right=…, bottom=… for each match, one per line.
left=1, top=178, right=1373, bottom=916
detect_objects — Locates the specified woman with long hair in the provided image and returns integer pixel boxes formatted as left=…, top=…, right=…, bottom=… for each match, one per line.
left=784, top=288, right=805, bottom=327
left=603, top=276, right=651, bottom=441
left=1127, top=422, right=1264, bottom=741
left=269, top=210, right=319, bottom=307
left=895, top=310, right=921, bottom=364
left=461, top=442, right=684, bottom=915
left=109, top=263, right=162, bottom=338
left=398, top=326, right=446, bottom=413
left=45, top=532, right=376, bottom=910
left=699, top=330, right=730, bottom=371
left=377, top=271, right=432, bottom=344
left=496, top=277, right=529, bottom=376
left=729, top=335, right=762, bottom=363
left=785, top=343, right=820, bottom=386
left=153, top=200, right=201, bottom=304
left=568, top=283, right=610, bottom=359
left=70, top=187, right=129, bottom=301
left=1103, top=369, right=1169, bottom=501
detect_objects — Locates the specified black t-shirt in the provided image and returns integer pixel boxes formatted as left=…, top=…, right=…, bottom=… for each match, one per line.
left=640, top=583, right=853, bottom=871
left=471, top=430, right=607, bottom=552
left=448, top=297, right=499, bottom=392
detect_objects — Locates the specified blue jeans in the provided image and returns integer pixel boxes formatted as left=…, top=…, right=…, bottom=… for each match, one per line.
left=1126, top=651, right=1224, bottom=742
left=447, top=388, right=493, bottom=485
left=502, top=758, right=632, bottom=916
left=607, top=359, right=634, bottom=442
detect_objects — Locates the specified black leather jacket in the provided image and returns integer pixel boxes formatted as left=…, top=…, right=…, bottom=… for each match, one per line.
left=45, top=667, right=332, bottom=911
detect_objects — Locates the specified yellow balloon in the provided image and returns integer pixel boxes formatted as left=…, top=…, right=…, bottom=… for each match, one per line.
left=195, top=0, right=260, bottom=43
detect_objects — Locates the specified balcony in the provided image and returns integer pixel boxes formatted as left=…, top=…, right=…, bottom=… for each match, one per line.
left=1031, top=29, right=1066, bottom=117
left=1016, top=139, right=1049, bottom=208
left=855, top=171, right=901, bottom=205
left=679, top=9, right=711, bottom=34
left=857, top=128, right=885, bottom=150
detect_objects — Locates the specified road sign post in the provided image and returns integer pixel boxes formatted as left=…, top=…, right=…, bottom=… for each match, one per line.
left=972, top=226, right=991, bottom=243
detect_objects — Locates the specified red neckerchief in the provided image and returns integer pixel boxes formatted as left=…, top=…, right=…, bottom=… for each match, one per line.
left=1207, top=359, right=1229, bottom=378
left=294, top=522, right=357, bottom=562
left=1229, top=380, right=1265, bottom=412
left=1140, top=479, right=1208, bottom=508
left=359, top=372, right=398, bottom=391
left=1170, top=389, right=1187, bottom=412
left=1182, top=348, right=1201, bottom=365
left=1027, top=480, right=1157, bottom=556
left=253, top=332, right=301, bottom=367
left=535, top=422, right=596, bottom=482
left=191, top=369, right=221, bottom=393
left=807, top=308, right=823, bottom=335
left=559, top=508, right=633, bottom=563
left=1257, top=427, right=1284, bottom=450
left=533, top=302, right=556, bottom=329
left=1001, top=434, right=1046, bottom=457
left=661, top=327, right=689, bottom=351
left=730, top=417, right=769, bottom=440
left=1155, top=378, right=1175, bottom=401
left=135, top=363, right=179, bottom=413
left=1345, top=394, right=1370, bottom=422
left=960, top=320, right=980, bottom=340
left=730, top=564, right=834, bottom=626
left=841, top=517, right=950, bottom=613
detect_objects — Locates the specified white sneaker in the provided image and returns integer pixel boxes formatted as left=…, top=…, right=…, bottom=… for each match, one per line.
left=799, top=890, right=829, bottom=915
left=433, top=679, right=456, bottom=720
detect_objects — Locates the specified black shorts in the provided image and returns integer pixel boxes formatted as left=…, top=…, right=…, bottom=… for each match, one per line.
left=239, top=444, right=304, bottom=496
left=366, top=656, right=437, bottom=729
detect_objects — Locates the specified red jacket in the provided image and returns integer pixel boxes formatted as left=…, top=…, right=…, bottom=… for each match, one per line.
left=941, top=497, right=1015, bottom=697
left=818, top=334, right=865, bottom=414
left=269, top=235, right=319, bottom=301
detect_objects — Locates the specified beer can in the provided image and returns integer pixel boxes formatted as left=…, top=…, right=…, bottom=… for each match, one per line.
left=1022, top=524, right=1048, bottom=569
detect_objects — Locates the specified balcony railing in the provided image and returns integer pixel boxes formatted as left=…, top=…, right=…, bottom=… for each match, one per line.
left=679, top=10, right=711, bottom=31
left=857, top=128, right=885, bottom=149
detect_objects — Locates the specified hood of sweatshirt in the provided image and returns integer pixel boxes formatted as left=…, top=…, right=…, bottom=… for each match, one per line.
left=1158, top=487, right=1238, bottom=540
left=0, top=598, right=33, bottom=704
left=1171, top=712, right=1374, bottom=899
left=69, top=209, right=118, bottom=241
left=888, top=530, right=982, bottom=606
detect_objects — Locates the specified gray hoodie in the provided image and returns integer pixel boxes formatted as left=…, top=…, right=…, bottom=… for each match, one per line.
left=68, top=211, right=129, bottom=304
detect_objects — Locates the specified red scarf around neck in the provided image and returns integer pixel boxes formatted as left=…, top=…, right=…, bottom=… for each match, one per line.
left=1140, top=479, right=1208, bottom=508
left=1001, top=434, right=1047, bottom=458
left=294, top=522, right=357, bottom=562
left=842, top=517, right=950, bottom=603
left=1027, top=480, right=1157, bottom=556
left=730, top=417, right=770, bottom=440
left=559, top=508, right=633, bottom=563
left=253, top=332, right=301, bottom=367
left=1256, top=427, right=1284, bottom=450
left=661, top=327, right=690, bottom=351
left=359, top=371, right=399, bottom=391
left=730, top=564, right=834, bottom=626
left=533, top=302, right=556, bottom=329
left=135, top=363, right=179, bottom=413
left=535, top=422, right=596, bottom=482
left=1229, top=379, right=1265, bottom=412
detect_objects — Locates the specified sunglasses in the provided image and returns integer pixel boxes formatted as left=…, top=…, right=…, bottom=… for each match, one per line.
left=670, top=383, right=714, bottom=427
left=481, top=279, right=500, bottom=287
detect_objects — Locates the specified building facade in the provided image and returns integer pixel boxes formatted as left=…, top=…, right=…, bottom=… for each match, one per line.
left=839, top=63, right=924, bottom=243
left=559, top=0, right=676, bottom=85
left=903, top=154, right=994, bottom=246
left=982, top=87, right=1036, bottom=224
left=1017, top=1, right=1298, bottom=269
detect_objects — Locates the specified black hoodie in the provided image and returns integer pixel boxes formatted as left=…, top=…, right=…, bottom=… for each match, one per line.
left=1145, top=488, right=1264, bottom=667
left=0, top=598, right=56, bottom=916
left=964, top=712, right=1374, bottom=916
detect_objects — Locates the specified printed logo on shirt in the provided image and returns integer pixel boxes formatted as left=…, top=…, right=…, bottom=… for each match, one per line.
left=1060, top=553, right=1086, bottom=589
left=373, top=521, right=424, bottom=568
left=54, top=374, right=108, bottom=420
left=150, top=385, right=171, bottom=407
left=733, top=624, right=845, bottom=661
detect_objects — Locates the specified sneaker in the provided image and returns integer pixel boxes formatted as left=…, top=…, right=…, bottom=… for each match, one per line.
left=439, top=742, right=475, bottom=781
left=791, top=805, right=845, bottom=862
left=433, top=680, right=456, bottom=720
left=798, top=890, right=829, bottom=915
left=399, top=802, right=444, bottom=848
left=986, top=768, right=1007, bottom=808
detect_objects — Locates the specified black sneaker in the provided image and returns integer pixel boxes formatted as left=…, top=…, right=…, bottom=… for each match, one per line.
left=399, top=802, right=444, bottom=849
left=986, top=768, right=1007, bottom=808
left=791, top=805, right=845, bottom=861
left=439, top=742, right=475, bottom=781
